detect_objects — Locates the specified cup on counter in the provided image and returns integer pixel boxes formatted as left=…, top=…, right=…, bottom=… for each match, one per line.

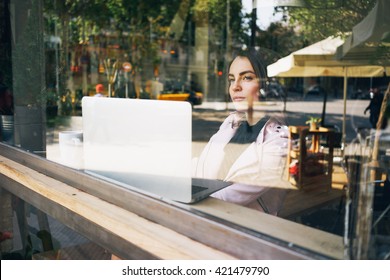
left=59, top=130, right=84, bottom=169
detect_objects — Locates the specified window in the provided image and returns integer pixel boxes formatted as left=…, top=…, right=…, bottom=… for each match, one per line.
left=1, top=0, right=388, bottom=260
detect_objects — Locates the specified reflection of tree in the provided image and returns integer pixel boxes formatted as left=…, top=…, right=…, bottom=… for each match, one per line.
left=258, top=22, right=306, bottom=61
left=195, top=0, right=246, bottom=54
left=43, top=0, right=181, bottom=96
left=284, top=0, right=377, bottom=43
left=41, top=0, right=255, bottom=102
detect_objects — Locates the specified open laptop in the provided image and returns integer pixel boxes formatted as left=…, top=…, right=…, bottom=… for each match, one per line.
left=82, top=96, right=230, bottom=203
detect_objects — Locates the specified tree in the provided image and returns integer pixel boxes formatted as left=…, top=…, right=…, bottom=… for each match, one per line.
left=42, top=0, right=180, bottom=98
left=258, top=22, right=307, bottom=65
left=281, top=0, right=377, bottom=43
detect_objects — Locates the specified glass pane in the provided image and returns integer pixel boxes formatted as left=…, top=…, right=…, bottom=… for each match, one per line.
left=2, top=0, right=389, bottom=259
left=0, top=187, right=111, bottom=260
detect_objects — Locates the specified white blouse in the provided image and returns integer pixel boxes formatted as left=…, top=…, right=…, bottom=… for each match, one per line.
left=193, top=112, right=291, bottom=215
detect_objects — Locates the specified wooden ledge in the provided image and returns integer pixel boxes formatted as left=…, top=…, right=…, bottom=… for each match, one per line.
left=189, top=197, right=344, bottom=260
left=0, top=143, right=345, bottom=260
left=0, top=155, right=235, bottom=260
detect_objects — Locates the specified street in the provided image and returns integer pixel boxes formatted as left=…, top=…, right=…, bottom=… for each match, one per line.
left=193, top=98, right=375, bottom=144
left=46, top=98, right=378, bottom=162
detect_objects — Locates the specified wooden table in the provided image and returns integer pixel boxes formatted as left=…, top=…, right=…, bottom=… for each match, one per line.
left=287, top=126, right=335, bottom=190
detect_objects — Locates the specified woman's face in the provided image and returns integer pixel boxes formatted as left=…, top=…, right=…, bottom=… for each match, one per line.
left=228, top=56, right=260, bottom=112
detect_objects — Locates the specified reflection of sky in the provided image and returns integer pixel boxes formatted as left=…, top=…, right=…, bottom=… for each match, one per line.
left=242, top=0, right=284, bottom=30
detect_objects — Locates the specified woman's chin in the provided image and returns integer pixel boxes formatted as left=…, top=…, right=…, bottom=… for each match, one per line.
left=233, top=101, right=249, bottom=112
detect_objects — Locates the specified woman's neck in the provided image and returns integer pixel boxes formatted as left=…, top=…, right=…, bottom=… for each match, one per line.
left=232, top=110, right=263, bottom=127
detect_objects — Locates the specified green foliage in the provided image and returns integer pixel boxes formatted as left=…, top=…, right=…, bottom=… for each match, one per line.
left=305, top=116, right=321, bottom=124
left=283, top=0, right=377, bottom=43
left=43, top=0, right=247, bottom=74
left=46, top=89, right=60, bottom=106
left=60, top=90, right=74, bottom=116
left=258, top=22, right=307, bottom=64
left=191, top=0, right=245, bottom=47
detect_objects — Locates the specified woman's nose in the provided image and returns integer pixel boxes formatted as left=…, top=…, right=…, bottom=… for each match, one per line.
left=231, top=79, right=241, bottom=90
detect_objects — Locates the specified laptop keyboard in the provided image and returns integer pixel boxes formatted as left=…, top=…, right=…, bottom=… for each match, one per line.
left=192, top=185, right=207, bottom=194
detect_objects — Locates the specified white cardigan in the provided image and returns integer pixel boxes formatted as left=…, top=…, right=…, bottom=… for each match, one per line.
left=193, top=113, right=291, bottom=215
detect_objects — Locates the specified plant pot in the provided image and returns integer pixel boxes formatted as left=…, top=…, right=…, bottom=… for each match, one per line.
left=310, top=122, right=318, bottom=131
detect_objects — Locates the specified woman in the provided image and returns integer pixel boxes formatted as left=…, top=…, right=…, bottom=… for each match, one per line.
left=193, top=50, right=290, bottom=215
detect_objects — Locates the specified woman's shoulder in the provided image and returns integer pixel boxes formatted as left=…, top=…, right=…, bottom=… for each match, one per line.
left=260, top=117, right=289, bottom=143
left=219, top=112, right=240, bottom=129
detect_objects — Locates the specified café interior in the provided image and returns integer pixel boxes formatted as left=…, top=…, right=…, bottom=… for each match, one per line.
left=0, top=0, right=389, bottom=260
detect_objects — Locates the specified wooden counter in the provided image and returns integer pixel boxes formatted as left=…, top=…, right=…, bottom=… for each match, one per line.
left=189, top=198, right=344, bottom=259
left=0, top=143, right=344, bottom=259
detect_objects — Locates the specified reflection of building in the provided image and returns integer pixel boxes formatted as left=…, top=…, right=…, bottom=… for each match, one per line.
left=153, top=4, right=227, bottom=102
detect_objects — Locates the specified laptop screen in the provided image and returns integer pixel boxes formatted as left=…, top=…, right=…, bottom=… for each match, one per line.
left=82, top=96, right=193, bottom=202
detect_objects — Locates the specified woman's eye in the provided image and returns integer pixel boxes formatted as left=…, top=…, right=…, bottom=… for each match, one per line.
left=242, top=75, right=253, bottom=81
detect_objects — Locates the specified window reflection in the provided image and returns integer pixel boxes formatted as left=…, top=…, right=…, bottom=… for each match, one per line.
left=1, top=0, right=390, bottom=260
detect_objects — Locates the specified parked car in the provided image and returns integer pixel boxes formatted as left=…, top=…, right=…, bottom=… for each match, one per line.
left=157, top=90, right=203, bottom=106
left=262, top=80, right=285, bottom=99
left=351, top=88, right=370, bottom=99
left=306, top=85, right=325, bottom=95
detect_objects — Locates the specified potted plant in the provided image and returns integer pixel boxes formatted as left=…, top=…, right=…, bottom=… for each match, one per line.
left=306, top=116, right=321, bottom=130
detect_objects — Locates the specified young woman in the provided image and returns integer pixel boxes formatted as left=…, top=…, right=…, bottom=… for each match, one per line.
left=193, top=50, right=290, bottom=215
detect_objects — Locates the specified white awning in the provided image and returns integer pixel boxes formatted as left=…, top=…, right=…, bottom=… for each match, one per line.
left=336, top=0, right=390, bottom=61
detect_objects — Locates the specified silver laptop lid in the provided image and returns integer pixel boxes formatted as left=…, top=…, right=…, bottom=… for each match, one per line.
left=82, top=96, right=192, bottom=202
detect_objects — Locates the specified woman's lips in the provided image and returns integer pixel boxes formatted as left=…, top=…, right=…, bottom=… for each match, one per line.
left=233, top=97, right=246, bottom=102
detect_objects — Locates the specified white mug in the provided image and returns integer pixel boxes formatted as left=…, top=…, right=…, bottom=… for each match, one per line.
left=59, top=131, right=84, bottom=169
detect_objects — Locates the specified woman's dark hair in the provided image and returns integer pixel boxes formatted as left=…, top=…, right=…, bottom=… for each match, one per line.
left=227, top=49, right=267, bottom=88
